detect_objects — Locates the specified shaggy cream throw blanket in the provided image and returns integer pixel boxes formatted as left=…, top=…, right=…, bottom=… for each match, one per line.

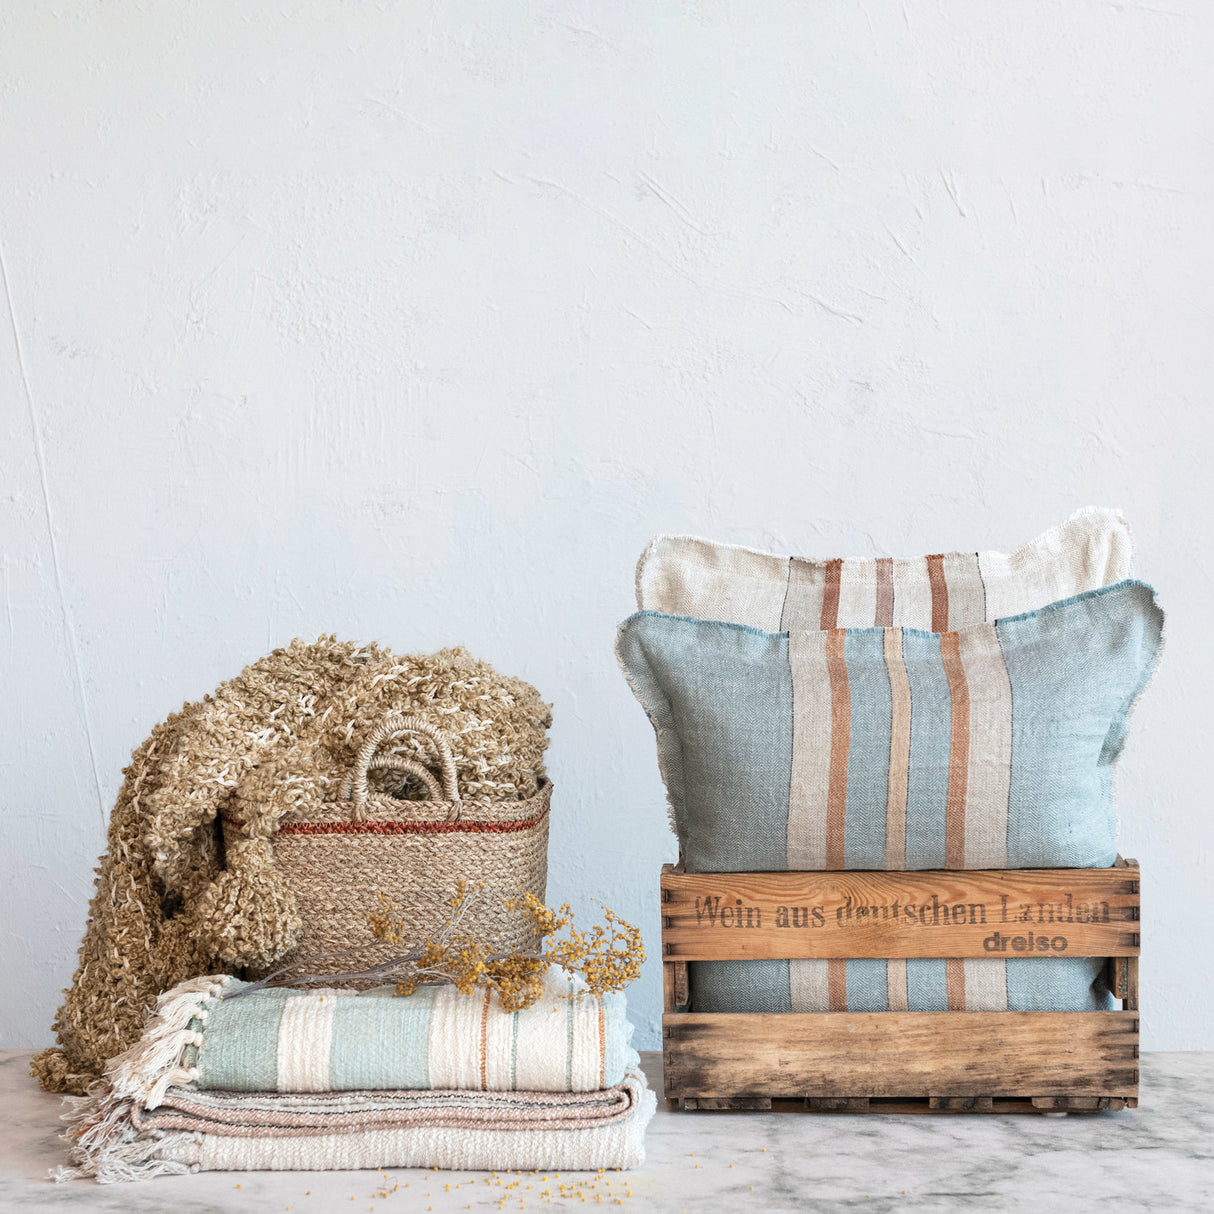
left=32, top=637, right=551, bottom=1095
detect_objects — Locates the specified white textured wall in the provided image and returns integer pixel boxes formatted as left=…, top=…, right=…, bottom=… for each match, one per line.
left=2, top=2, right=1211, bottom=1052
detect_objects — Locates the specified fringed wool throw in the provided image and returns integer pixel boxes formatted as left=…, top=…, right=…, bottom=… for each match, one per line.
left=62, top=1074, right=655, bottom=1181
left=100, top=969, right=638, bottom=1099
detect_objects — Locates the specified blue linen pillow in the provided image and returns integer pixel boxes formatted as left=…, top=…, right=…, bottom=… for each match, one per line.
left=617, top=579, right=1163, bottom=874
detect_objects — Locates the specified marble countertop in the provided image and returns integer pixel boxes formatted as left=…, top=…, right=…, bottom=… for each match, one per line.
left=3, top=1050, right=1211, bottom=1212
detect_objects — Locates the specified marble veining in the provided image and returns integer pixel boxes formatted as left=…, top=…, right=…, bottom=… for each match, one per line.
left=3, top=1050, right=1211, bottom=1212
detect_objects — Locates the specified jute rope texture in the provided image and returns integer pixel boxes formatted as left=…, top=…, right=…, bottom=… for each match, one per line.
left=241, top=713, right=550, bottom=984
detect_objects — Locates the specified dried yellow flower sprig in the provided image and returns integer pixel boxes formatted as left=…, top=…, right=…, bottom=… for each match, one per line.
left=368, top=881, right=645, bottom=1012
left=230, top=881, right=644, bottom=1011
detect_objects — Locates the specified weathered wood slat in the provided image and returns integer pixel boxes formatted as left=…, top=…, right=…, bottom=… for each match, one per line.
left=930, top=1095, right=995, bottom=1111
left=684, top=1096, right=774, bottom=1111
left=806, top=1096, right=871, bottom=1111
left=664, top=1011, right=1138, bottom=1099
left=662, top=958, right=690, bottom=1013
left=660, top=865, right=1139, bottom=960
left=1032, top=1095, right=1102, bottom=1110
left=743, top=1096, right=1131, bottom=1115
left=679, top=1097, right=1131, bottom=1112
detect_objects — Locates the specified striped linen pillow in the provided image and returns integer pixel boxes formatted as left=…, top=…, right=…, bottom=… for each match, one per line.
left=618, top=580, right=1162, bottom=1014
left=616, top=579, right=1163, bottom=874
left=636, top=507, right=1132, bottom=632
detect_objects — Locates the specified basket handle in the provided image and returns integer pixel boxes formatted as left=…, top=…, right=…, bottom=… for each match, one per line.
left=350, top=713, right=460, bottom=822
left=339, top=756, right=446, bottom=804
left=366, top=755, right=445, bottom=801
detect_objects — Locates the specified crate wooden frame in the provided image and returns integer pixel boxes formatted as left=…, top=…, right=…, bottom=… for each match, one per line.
left=661, top=858, right=1139, bottom=1114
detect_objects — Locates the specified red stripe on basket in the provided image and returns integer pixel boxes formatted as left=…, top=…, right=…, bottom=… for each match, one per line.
left=222, top=810, right=549, bottom=837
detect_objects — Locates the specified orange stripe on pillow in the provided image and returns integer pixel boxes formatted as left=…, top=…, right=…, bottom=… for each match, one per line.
left=828, top=960, right=848, bottom=1012
left=820, top=558, right=843, bottom=629
left=946, top=959, right=967, bottom=1010
left=825, top=628, right=851, bottom=870
left=940, top=631, right=971, bottom=870
left=926, top=553, right=949, bottom=632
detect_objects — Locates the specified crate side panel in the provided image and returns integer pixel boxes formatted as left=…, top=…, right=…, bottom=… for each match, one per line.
left=663, top=1011, right=1139, bottom=1099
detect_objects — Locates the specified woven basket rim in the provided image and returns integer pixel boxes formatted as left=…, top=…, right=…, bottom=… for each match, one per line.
left=224, top=777, right=553, bottom=833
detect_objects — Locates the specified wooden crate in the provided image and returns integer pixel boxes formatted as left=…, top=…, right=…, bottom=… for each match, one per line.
left=661, top=859, right=1139, bottom=1114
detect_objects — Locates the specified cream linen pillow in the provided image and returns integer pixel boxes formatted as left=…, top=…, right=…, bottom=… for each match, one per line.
left=636, top=507, right=1131, bottom=631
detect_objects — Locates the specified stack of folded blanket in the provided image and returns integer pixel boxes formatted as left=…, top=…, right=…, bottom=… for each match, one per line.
left=62, top=968, right=654, bottom=1182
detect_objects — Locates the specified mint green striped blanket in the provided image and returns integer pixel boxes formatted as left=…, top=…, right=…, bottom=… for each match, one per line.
left=105, top=971, right=638, bottom=1106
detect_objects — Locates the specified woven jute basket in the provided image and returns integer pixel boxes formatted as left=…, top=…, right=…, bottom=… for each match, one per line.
left=230, top=712, right=551, bottom=985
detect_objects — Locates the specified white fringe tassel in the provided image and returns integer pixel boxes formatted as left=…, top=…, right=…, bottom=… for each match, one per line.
left=55, top=974, right=231, bottom=1183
